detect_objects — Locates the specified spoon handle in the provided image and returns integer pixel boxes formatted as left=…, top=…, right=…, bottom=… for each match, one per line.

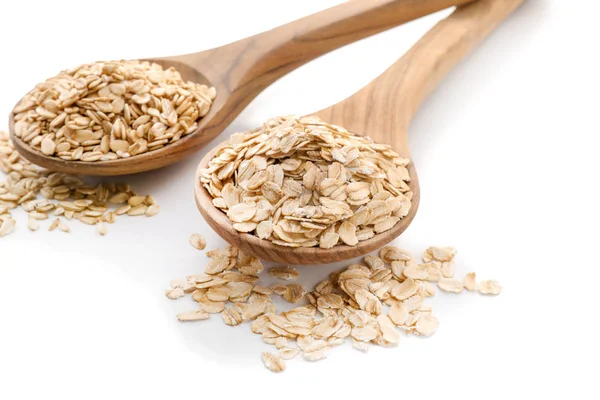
left=316, top=0, right=524, bottom=152
left=195, top=0, right=476, bottom=90
left=392, top=0, right=524, bottom=133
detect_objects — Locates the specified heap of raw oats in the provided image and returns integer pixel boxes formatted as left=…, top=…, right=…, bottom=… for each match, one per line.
left=199, top=115, right=412, bottom=248
left=167, top=238, right=501, bottom=373
left=12, top=60, right=215, bottom=161
left=0, top=130, right=158, bottom=237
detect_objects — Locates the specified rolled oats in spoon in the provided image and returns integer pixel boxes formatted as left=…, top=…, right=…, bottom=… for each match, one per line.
left=199, top=115, right=413, bottom=249
left=12, top=60, right=215, bottom=162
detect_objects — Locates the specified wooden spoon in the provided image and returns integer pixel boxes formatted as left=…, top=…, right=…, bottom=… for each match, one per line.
left=9, top=0, right=474, bottom=176
left=196, top=0, right=524, bottom=264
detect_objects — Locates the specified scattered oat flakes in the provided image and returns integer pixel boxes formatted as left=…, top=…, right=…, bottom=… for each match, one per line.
left=464, top=272, right=476, bottom=291
left=275, top=337, right=288, bottom=349
left=146, top=204, right=160, bottom=217
left=403, top=263, right=429, bottom=280
left=380, top=246, right=412, bottom=263
left=441, top=261, right=455, bottom=278
left=478, top=280, right=502, bottom=295
left=0, top=131, right=159, bottom=238
left=0, top=217, right=15, bottom=237
left=388, top=304, right=409, bottom=326
left=252, top=286, right=272, bottom=295
left=438, top=278, right=464, bottom=293
left=165, top=287, right=185, bottom=300
left=97, top=222, right=107, bottom=236
left=352, top=339, right=369, bottom=352
left=177, top=310, right=210, bottom=322
left=378, top=314, right=400, bottom=344
left=268, top=266, right=299, bottom=281
left=29, top=212, right=47, bottom=220
left=393, top=277, right=419, bottom=300
left=351, top=325, right=379, bottom=342
left=189, top=233, right=206, bottom=250
left=423, top=246, right=456, bottom=262
left=279, top=347, right=300, bottom=360
left=27, top=216, right=39, bottom=231
left=48, top=218, right=60, bottom=231
left=221, top=307, right=243, bottom=326
left=167, top=243, right=501, bottom=373
left=281, top=284, right=306, bottom=303
left=262, top=352, right=285, bottom=373
left=415, top=315, right=439, bottom=336
left=198, top=296, right=226, bottom=314
left=58, top=220, right=70, bottom=233
left=303, top=349, right=329, bottom=361
left=207, top=285, right=233, bottom=302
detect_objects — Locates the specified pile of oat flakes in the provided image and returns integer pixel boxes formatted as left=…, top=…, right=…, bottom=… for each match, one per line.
left=12, top=60, right=215, bottom=161
left=0, top=130, right=158, bottom=237
left=200, top=115, right=413, bottom=249
left=167, top=236, right=501, bottom=373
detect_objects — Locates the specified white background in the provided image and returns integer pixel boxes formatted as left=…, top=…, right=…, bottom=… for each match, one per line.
left=0, top=0, right=597, bottom=398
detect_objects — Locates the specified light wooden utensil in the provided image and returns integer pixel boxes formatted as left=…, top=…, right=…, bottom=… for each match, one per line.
left=9, top=0, right=474, bottom=176
left=196, top=0, right=524, bottom=264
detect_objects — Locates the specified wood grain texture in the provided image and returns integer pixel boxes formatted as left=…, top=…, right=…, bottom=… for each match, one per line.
left=314, top=0, right=525, bottom=152
left=195, top=0, right=525, bottom=264
left=9, top=0, right=475, bottom=175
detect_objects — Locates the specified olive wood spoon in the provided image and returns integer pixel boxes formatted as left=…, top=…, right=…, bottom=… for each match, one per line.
left=196, top=0, right=525, bottom=264
left=9, top=0, right=474, bottom=176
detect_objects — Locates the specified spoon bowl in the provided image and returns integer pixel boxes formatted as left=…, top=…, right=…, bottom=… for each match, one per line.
left=194, top=0, right=524, bottom=264
left=8, top=0, right=473, bottom=176
left=196, top=146, right=420, bottom=264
